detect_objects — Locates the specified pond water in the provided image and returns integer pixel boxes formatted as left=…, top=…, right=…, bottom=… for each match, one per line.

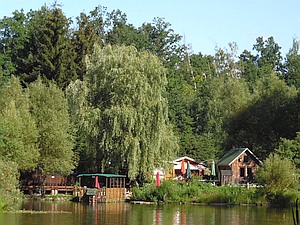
left=0, top=200, right=293, bottom=225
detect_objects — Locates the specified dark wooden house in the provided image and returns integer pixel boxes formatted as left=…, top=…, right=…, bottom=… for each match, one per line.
left=217, top=148, right=262, bottom=186
left=20, top=173, right=75, bottom=195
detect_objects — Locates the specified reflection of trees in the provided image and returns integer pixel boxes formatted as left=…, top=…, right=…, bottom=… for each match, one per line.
left=126, top=204, right=293, bottom=225
left=20, top=201, right=293, bottom=225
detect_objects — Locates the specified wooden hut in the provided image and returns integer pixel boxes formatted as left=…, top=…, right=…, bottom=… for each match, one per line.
left=20, top=173, right=75, bottom=195
left=76, top=174, right=126, bottom=203
left=217, top=148, right=262, bottom=185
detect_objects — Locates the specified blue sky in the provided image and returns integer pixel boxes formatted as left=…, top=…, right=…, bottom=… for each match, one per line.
left=1, top=0, right=300, bottom=56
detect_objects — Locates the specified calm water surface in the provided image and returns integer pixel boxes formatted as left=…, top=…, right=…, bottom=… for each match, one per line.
left=0, top=200, right=293, bottom=225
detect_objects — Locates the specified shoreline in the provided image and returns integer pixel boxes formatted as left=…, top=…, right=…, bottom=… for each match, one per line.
left=129, top=200, right=270, bottom=207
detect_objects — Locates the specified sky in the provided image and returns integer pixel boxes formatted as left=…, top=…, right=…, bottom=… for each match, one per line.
left=1, top=0, right=300, bottom=56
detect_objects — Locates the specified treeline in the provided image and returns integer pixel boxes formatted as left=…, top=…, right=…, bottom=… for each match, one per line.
left=0, top=3, right=300, bottom=188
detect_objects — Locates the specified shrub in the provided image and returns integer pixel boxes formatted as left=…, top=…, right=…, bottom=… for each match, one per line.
left=130, top=179, right=265, bottom=204
left=255, top=153, right=299, bottom=205
left=0, top=159, right=22, bottom=211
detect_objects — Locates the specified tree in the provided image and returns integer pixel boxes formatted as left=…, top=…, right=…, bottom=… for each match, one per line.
left=194, top=75, right=251, bottom=155
left=21, top=3, right=78, bottom=88
left=138, top=17, right=184, bottom=69
left=72, top=6, right=107, bottom=80
left=213, top=42, right=241, bottom=78
left=276, top=132, right=300, bottom=168
left=282, top=38, right=300, bottom=89
left=66, top=79, right=92, bottom=173
left=0, top=77, right=39, bottom=171
left=255, top=153, right=299, bottom=202
left=67, top=44, right=178, bottom=179
left=105, top=9, right=140, bottom=47
left=27, top=78, right=76, bottom=175
left=224, top=73, right=298, bottom=159
left=0, top=10, right=28, bottom=77
left=253, top=36, right=283, bottom=73
left=0, top=159, right=22, bottom=211
left=239, top=49, right=259, bottom=90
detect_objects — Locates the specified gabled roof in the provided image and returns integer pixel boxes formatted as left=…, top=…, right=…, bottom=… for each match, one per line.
left=77, top=173, right=126, bottom=178
left=174, top=156, right=199, bottom=164
left=217, top=148, right=262, bottom=166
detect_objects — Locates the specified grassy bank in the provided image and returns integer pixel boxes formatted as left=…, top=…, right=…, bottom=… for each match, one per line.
left=130, top=179, right=300, bottom=206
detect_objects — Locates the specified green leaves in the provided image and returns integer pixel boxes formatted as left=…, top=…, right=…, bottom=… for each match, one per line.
left=27, top=77, right=76, bottom=175
left=0, top=77, right=39, bottom=170
left=0, top=159, right=22, bottom=211
left=256, top=154, right=299, bottom=197
left=68, top=44, right=177, bottom=179
left=276, top=132, right=300, bottom=168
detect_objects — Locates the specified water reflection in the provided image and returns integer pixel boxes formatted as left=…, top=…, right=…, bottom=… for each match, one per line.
left=0, top=200, right=293, bottom=225
left=127, top=204, right=292, bottom=225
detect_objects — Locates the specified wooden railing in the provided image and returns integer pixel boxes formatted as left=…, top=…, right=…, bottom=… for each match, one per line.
left=76, top=187, right=126, bottom=203
left=20, top=185, right=75, bottom=194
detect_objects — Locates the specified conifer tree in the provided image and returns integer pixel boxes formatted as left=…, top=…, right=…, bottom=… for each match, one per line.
left=22, top=3, right=78, bottom=88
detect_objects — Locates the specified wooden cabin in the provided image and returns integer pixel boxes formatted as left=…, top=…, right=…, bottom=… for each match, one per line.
left=76, top=174, right=126, bottom=203
left=20, top=173, right=75, bottom=195
left=217, top=148, right=262, bottom=186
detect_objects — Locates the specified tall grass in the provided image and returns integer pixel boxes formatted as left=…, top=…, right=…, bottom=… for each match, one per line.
left=130, top=178, right=300, bottom=205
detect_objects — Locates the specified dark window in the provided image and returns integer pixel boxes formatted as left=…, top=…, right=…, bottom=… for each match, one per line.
left=247, top=168, right=253, bottom=178
left=240, top=168, right=245, bottom=177
left=244, top=156, right=249, bottom=163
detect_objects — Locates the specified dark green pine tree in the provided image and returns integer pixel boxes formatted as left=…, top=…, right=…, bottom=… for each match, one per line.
left=21, top=3, right=78, bottom=88
left=282, top=39, right=300, bottom=89
left=72, top=6, right=106, bottom=80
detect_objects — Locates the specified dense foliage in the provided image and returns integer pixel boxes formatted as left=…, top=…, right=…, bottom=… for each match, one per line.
left=255, top=153, right=299, bottom=204
left=0, top=159, right=22, bottom=211
left=0, top=2, right=300, bottom=208
left=131, top=178, right=299, bottom=206
left=67, top=44, right=177, bottom=179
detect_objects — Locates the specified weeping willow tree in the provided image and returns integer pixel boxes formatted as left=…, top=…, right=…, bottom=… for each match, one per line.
left=67, top=44, right=178, bottom=179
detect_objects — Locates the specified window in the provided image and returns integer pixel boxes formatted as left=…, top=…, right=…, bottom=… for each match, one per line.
left=244, top=156, right=249, bottom=163
left=247, top=168, right=253, bottom=178
left=240, top=168, right=245, bottom=177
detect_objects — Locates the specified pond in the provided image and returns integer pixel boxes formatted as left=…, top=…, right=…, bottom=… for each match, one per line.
left=0, top=200, right=293, bottom=225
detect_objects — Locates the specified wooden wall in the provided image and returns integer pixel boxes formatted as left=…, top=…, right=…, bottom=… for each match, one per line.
left=230, top=151, right=259, bottom=184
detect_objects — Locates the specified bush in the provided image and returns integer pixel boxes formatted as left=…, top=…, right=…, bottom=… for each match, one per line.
left=0, top=159, right=22, bottom=211
left=255, top=153, right=300, bottom=205
left=130, top=178, right=265, bottom=204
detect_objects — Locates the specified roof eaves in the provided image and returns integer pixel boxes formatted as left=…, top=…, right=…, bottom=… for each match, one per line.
left=228, top=148, right=248, bottom=166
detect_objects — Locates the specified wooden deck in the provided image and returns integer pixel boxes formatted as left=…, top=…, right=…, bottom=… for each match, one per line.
left=21, top=185, right=75, bottom=194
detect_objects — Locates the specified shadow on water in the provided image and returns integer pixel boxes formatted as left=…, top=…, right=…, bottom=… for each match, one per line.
left=0, top=200, right=294, bottom=225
